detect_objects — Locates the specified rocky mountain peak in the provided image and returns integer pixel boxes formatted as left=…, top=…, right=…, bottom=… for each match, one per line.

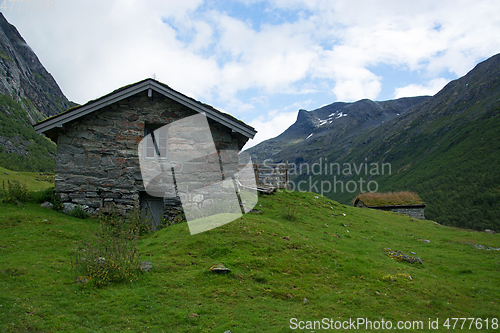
left=0, top=12, right=71, bottom=122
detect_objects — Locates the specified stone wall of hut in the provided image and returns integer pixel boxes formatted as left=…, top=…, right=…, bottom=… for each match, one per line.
left=54, top=90, right=244, bottom=216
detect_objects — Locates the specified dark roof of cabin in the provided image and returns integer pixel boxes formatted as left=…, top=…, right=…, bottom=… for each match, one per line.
left=34, top=78, right=256, bottom=142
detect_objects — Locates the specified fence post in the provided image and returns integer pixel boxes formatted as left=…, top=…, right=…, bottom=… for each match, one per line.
left=253, top=161, right=260, bottom=186
left=285, top=161, right=289, bottom=189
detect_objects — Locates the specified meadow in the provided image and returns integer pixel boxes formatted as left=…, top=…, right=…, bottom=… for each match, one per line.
left=0, top=169, right=498, bottom=332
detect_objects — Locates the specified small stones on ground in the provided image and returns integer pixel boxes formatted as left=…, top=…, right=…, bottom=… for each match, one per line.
left=314, top=196, right=319, bottom=199
left=224, top=330, right=232, bottom=333
left=343, top=213, right=346, bottom=216
left=485, top=229, right=496, bottom=234
left=3, top=172, right=8, bottom=175
left=303, top=297, right=308, bottom=304
left=384, top=248, right=422, bottom=264
left=208, top=263, right=231, bottom=273
left=411, top=252, right=416, bottom=255
left=188, top=313, right=199, bottom=319
left=418, top=239, right=431, bottom=243
left=141, top=261, right=153, bottom=272
left=282, top=236, right=290, bottom=241
left=249, top=209, right=263, bottom=213
left=469, top=243, right=500, bottom=251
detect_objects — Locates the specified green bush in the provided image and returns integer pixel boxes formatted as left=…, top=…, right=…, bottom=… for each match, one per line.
left=30, top=186, right=62, bottom=210
left=71, top=211, right=142, bottom=288
left=100, top=206, right=152, bottom=236
left=1, top=180, right=29, bottom=203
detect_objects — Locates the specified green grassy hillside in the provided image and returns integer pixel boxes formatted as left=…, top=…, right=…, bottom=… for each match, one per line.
left=0, top=191, right=498, bottom=332
left=0, top=166, right=54, bottom=192
left=319, top=89, right=500, bottom=232
left=0, top=94, right=56, bottom=172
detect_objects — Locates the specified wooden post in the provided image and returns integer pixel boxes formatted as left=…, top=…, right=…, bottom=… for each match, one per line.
left=253, top=161, right=260, bottom=186
left=285, top=161, right=289, bottom=189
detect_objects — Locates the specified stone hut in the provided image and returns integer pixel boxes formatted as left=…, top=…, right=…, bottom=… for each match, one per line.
left=34, top=78, right=256, bottom=226
left=353, top=192, right=426, bottom=219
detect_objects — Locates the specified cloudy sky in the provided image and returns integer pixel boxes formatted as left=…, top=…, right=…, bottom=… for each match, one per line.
left=4, top=0, right=500, bottom=148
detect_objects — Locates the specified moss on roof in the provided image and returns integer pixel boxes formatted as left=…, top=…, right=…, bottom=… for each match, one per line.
left=354, top=191, right=424, bottom=206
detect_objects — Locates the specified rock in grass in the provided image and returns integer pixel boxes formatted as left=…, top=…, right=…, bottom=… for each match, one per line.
left=40, top=201, right=54, bottom=209
left=208, top=263, right=230, bottom=273
left=384, top=248, right=422, bottom=264
left=62, top=202, right=77, bottom=214
left=141, top=261, right=153, bottom=272
left=485, top=229, right=496, bottom=234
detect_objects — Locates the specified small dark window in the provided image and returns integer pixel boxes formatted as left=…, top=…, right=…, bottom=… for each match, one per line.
left=144, top=124, right=168, bottom=159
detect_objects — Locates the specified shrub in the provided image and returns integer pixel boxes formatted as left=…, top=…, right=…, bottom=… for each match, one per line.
left=100, top=206, right=152, bottom=236
left=30, top=186, right=62, bottom=210
left=71, top=211, right=142, bottom=288
left=1, top=180, right=29, bottom=203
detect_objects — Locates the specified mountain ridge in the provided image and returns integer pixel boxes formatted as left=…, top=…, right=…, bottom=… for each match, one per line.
left=246, top=53, right=500, bottom=231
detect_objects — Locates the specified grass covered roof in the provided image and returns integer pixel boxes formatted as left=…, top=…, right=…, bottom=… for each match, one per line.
left=354, top=191, right=424, bottom=207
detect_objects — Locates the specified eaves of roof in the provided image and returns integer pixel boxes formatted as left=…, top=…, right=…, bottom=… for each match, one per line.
left=34, top=78, right=256, bottom=139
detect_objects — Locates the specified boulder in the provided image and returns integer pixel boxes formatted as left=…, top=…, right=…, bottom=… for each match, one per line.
left=141, top=261, right=153, bottom=272
left=62, top=202, right=77, bottom=214
left=40, top=201, right=54, bottom=209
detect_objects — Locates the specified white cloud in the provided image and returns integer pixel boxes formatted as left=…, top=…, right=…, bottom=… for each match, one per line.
left=4, top=0, right=500, bottom=131
left=393, top=78, right=449, bottom=98
left=243, top=110, right=298, bottom=150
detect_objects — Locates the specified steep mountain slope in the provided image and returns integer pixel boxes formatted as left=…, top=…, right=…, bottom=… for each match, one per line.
left=0, top=13, right=73, bottom=171
left=247, top=53, right=500, bottom=231
left=0, top=13, right=71, bottom=118
left=336, top=53, right=500, bottom=231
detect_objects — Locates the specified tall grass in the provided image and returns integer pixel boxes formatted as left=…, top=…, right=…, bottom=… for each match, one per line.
left=71, top=209, right=144, bottom=288
left=1, top=180, right=29, bottom=203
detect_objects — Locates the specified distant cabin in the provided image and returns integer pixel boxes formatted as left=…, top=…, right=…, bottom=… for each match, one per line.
left=33, top=78, right=256, bottom=228
left=353, top=191, right=425, bottom=220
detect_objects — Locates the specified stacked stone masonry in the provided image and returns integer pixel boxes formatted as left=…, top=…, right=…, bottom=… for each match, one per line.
left=55, top=90, right=246, bottom=216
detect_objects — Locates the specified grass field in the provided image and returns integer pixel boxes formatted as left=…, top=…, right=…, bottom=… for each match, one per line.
left=0, top=189, right=499, bottom=332
left=0, top=166, right=54, bottom=192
